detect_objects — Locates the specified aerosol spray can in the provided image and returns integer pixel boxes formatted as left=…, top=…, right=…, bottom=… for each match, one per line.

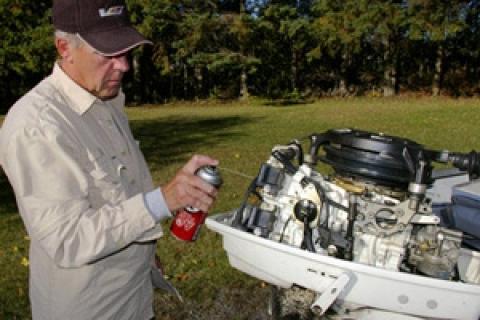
left=170, top=165, right=223, bottom=242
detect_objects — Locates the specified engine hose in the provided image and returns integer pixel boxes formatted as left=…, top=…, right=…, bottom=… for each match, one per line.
left=462, top=232, right=480, bottom=241
left=288, top=140, right=304, bottom=166
left=323, top=202, right=331, bottom=228
left=307, top=133, right=328, bottom=165
left=303, top=177, right=349, bottom=211
left=325, top=198, right=349, bottom=212
left=453, top=265, right=461, bottom=281
left=450, top=150, right=480, bottom=177
left=272, top=150, right=298, bottom=175
left=302, top=217, right=316, bottom=253
left=232, top=177, right=261, bottom=228
left=344, top=197, right=357, bottom=261
left=279, top=216, right=293, bottom=243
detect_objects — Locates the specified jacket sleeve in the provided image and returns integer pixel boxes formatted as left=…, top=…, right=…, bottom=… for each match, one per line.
left=3, top=124, right=162, bottom=268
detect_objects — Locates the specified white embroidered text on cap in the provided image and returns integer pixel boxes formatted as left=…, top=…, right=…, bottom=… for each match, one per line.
left=99, top=6, right=124, bottom=17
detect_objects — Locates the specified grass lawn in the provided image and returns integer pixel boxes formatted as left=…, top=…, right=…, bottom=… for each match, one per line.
left=1, top=96, right=479, bottom=319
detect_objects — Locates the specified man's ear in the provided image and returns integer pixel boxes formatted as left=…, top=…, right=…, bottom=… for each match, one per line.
left=55, top=37, right=73, bottom=63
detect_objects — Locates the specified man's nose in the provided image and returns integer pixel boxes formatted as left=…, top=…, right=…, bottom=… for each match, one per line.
left=113, top=55, right=130, bottom=72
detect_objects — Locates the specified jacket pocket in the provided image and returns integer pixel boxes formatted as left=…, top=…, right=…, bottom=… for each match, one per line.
left=87, top=152, right=126, bottom=206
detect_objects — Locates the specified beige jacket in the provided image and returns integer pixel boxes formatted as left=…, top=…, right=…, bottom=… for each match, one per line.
left=0, top=63, right=169, bottom=320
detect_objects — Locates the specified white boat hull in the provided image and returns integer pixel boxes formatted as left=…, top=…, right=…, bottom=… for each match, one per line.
left=206, top=212, right=480, bottom=320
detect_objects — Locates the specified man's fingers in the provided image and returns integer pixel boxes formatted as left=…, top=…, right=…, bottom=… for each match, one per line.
left=180, top=183, right=216, bottom=212
left=162, top=171, right=218, bottom=212
left=183, top=154, right=219, bottom=175
left=162, top=155, right=220, bottom=212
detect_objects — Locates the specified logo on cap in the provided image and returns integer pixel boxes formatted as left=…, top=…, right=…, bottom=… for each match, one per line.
left=99, top=5, right=124, bottom=17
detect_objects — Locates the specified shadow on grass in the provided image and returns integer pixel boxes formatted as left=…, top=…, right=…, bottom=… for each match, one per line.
left=0, top=169, right=17, bottom=216
left=130, top=115, right=252, bottom=170
left=262, top=99, right=312, bottom=107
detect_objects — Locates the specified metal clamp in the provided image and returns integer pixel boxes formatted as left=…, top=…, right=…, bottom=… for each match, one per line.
left=311, top=272, right=352, bottom=315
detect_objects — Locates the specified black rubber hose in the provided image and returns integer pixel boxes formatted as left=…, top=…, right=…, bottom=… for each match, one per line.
left=289, top=140, right=304, bottom=166
left=302, top=217, right=316, bottom=253
left=272, top=150, right=298, bottom=175
left=450, top=151, right=480, bottom=177
left=232, top=177, right=261, bottom=229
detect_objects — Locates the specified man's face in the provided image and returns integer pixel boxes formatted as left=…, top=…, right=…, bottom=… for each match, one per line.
left=65, top=42, right=130, bottom=100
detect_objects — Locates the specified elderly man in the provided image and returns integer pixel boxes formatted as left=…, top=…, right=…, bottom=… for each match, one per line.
left=0, top=0, right=219, bottom=319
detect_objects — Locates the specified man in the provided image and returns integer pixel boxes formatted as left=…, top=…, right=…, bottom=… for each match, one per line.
left=0, top=0, right=219, bottom=319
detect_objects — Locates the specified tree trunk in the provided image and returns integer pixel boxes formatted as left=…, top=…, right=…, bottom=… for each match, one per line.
left=291, top=49, right=298, bottom=92
left=432, top=44, right=444, bottom=96
left=183, top=63, right=188, bottom=99
left=338, top=51, right=351, bottom=97
left=383, top=68, right=396, bottom=97
left=383, top=39, right=397, bottom=97
left=169, top=71, right=174, bottom=101
left=415, top=61, right=425, bottom=88
left=338, top=79, right=348, bottom=97
left=194, top=65, right=203, bottom=101
left=132, top=54, right=141, bottom=103
left=239, top=66, right=249, bottom=100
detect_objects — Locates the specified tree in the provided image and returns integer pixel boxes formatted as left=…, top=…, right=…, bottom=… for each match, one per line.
left=254, top=2, right=314, bottom=97
left=457, top=1, right=480, bottom=94
left=359, top=0, right=409, bottom=96
left=179, top=12, right=216, bottom=99
left=408, top=0, right=470, bottom=96
left=201, top=1, right=260, bottom=100
left=0, top=0, right=54, bottom=111
left=310, top=0, right=367, bottom=96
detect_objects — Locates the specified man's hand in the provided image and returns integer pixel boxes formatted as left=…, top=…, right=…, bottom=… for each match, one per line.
left=162, top=155, right=219, bottom=213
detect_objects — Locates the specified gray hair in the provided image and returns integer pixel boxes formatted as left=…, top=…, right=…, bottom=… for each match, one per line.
left=54, top=30, right=85, bottom=48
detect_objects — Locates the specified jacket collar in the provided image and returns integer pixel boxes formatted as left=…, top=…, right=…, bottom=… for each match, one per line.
left=51, top=62, right=125, bottom=115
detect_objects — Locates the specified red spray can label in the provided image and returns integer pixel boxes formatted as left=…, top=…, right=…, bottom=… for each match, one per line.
left=170, top=166, right=222, bottom=241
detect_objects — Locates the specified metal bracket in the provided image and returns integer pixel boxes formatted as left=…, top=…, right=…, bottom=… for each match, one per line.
left=410, top=214, right=440, bottom=224
left=310, top=272, right=352, bottom=315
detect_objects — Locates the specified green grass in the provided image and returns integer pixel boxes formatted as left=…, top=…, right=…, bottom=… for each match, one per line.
left=1, top=96, right=480, bottom=319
